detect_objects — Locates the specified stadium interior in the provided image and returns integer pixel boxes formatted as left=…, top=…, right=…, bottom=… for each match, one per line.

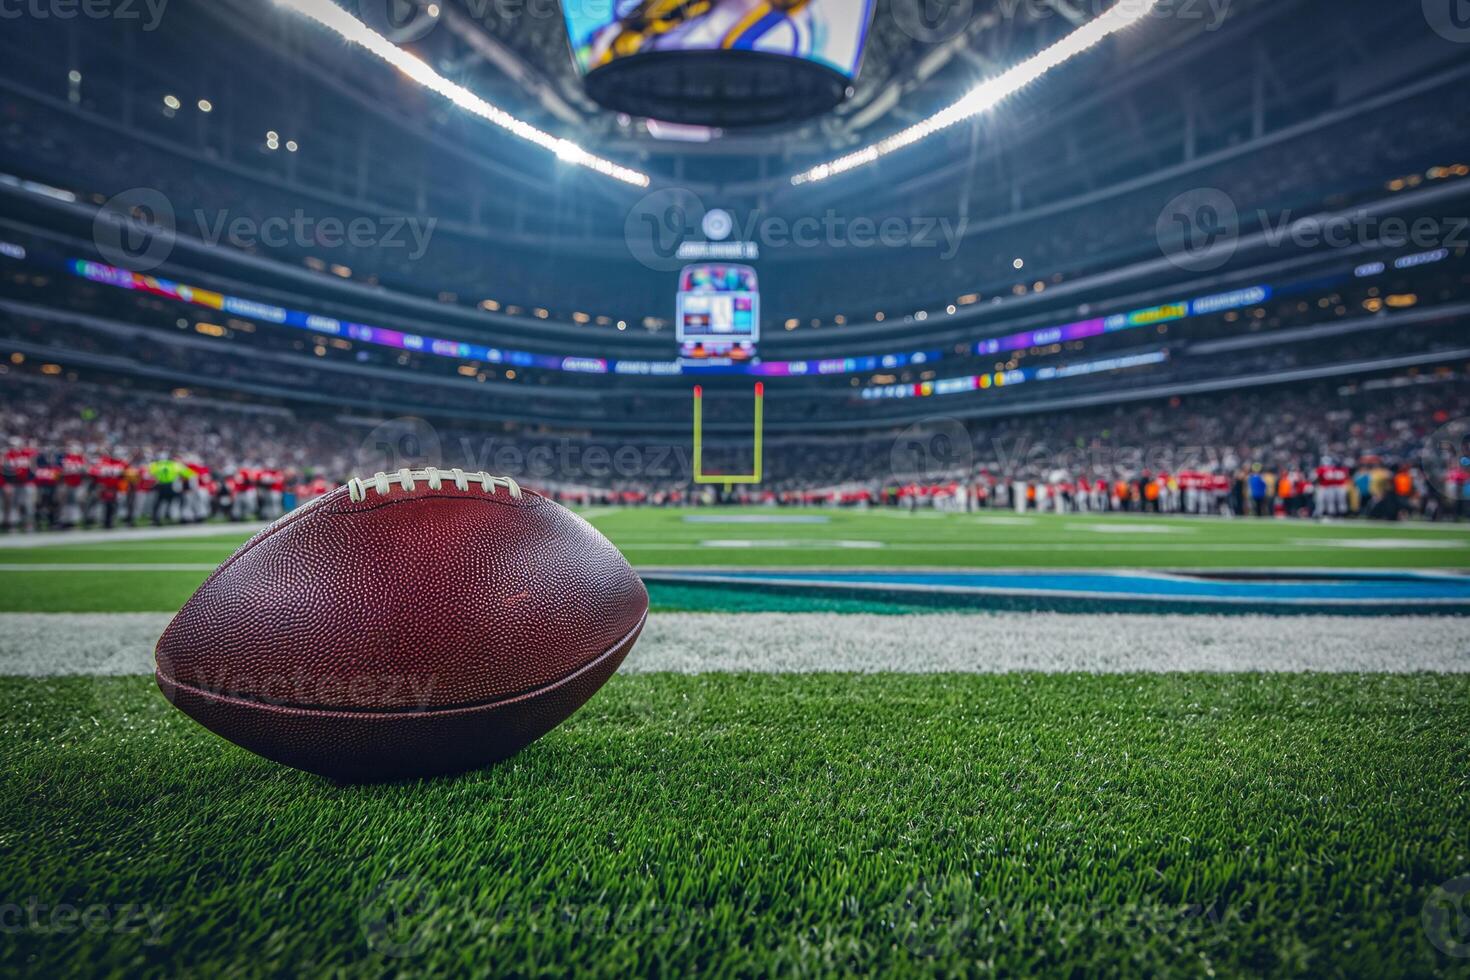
left=2, top=0, right=1469, bottom=975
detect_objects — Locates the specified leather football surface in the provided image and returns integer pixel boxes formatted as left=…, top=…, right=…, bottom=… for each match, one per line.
left=155, top=471, right=648, bottom=780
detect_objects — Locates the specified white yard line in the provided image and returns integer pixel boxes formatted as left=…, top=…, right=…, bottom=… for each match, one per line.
left=3, top=612, right=1466, bottom=676
left=0, top=523, right=266, bottom=549
left=613, top=541, right=1469, bottom=551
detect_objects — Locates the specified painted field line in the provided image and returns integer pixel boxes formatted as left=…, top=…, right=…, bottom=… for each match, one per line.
left=0, top=523, right=266, bottom=549
left=2, top=612, right=1466, bottom=676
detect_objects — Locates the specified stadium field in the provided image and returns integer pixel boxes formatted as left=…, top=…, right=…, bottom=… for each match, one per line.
left=4, top=673, right=1468, bottom=977
left=2, top=508, right=1469, bottom=613
left=2, top=513, right=1468, bottom=976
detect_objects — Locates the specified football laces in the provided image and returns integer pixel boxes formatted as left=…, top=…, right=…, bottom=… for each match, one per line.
left=346, top=467, right=522, bottom=502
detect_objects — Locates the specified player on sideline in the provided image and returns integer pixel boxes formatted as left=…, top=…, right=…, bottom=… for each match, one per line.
left=1315, top=456, right=1350, bottom=518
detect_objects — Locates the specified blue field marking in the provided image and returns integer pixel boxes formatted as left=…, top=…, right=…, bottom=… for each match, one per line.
left=642, top=569, right=1470, bottom=613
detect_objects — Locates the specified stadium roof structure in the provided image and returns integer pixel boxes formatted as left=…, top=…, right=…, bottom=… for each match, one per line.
left=355, top=0, right=1276, bottom=189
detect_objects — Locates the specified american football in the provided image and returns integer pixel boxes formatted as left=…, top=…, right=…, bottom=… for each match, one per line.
left=155, top=467, right=647, bottom=780
left=3, top=0, right=1470, bottom=974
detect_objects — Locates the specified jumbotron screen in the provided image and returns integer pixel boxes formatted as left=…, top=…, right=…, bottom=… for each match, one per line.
left=564, top=0, right=873, bottom=82
left=677, top=263, right=759, bottom=370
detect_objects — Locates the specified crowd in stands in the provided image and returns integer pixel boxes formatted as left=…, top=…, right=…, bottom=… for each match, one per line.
left=2, top=243, right=1466, bottom=434
left=3, top=369, right=1466, bottom=532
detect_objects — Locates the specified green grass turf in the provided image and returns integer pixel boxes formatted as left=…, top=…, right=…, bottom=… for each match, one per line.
left=2, top=673, right=1467, bottom=977
left=0, top=570, right=958, bottom=614
left=0, top=509, right=1467, bottom=612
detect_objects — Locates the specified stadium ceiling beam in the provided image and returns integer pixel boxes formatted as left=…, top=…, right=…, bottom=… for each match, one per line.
left=1039, top=0, right=1087, bottom=27
left=828, top=5, right=1007, bottom=142
left=765, top=163, right=1470, bottom=353
left=599, top=134, right=830, bottom=158
left=955, top=46, right=1002, bottom=75
left=436, top=4, right=593, bottom=128
left=202, top=0, right=566, bottom=200
left=208, top=0, right=648, bottom=207
left=783, top=2, right=1173, bottom=190
left=762, top=0, right=1301, bottom=208
left=269, top=0, right=648, bottom=186
left=692, top=9, right=1009, bottom=188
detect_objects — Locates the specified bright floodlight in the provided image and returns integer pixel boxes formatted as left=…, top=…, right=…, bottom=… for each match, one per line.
left=273, top=0, right=649, bottom=188
left=791, top=0, right=1161, bottom=185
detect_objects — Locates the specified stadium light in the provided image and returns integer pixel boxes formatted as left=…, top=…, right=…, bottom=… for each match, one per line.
left=790, top=0, right=1161, bottom=186
left=272, top=0, right=649, bottom=188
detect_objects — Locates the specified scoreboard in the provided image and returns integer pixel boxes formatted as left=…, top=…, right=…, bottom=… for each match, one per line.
left=563, top=0, right=875, bottom=127
left=676, top=264, right=759, bottom=371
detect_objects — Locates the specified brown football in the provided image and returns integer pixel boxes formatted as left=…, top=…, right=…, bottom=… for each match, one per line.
left=155, top=468, right=647, bottom=781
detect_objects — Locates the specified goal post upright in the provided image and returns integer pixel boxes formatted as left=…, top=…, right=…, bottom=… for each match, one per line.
left=692, top=383, right=764, bottom=491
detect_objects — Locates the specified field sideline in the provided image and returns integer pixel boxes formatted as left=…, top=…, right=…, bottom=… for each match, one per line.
left=1, top=508, right=1468, bottom=615
left=3, top=509, right=1468, bottom=975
